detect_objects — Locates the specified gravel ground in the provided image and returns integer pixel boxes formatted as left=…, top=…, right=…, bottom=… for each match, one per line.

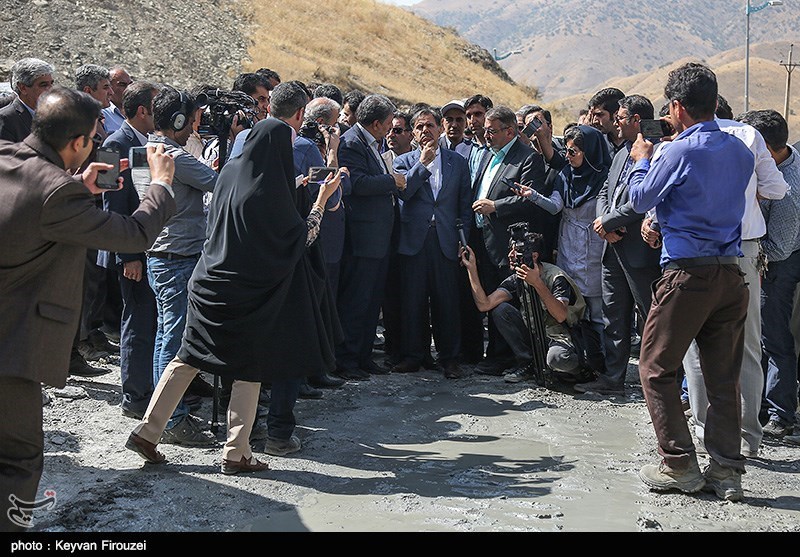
left=28, top=345, right=800, bottom=533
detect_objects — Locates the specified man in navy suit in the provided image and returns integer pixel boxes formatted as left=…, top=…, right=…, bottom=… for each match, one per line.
left=470, top=106, right=549, bottom=375
left=100, top=81, right=162, bottom=419
left=0, top=58, right=54, bottom=143
left=392, top=108, right=473, bottom=378
left=335, top=94, right=405, bottom=380
left=580, top=94, right=662, bottom=396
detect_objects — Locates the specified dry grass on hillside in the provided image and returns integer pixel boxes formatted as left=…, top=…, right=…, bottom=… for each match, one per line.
left=245, top=0, right=537, bottom=109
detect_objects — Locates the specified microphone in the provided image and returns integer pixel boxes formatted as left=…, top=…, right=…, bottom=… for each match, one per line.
left=456, top=218, right=469, bottom=260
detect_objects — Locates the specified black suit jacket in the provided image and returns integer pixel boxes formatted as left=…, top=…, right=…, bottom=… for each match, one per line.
left=98, top=121, right=146, bottom=268
left=338, top=124, right=396, bottom=259
left=472, top=138, right=548, bottom=267
left=0, top=98, right=33, bottom=143
left=596, top=143, right=661, bottom=269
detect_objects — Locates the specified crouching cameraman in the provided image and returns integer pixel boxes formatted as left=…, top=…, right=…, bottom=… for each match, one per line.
left=460, top=230, right=587, bottom=384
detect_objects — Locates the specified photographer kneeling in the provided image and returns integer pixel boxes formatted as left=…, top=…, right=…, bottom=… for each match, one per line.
left=460, top=231, right=586, bottom=384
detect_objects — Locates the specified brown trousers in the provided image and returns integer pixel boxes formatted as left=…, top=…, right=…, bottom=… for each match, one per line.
left=638, top=264, right=748, bottom=472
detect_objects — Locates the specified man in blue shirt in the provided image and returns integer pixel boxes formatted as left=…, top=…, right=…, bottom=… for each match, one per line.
left=628, top=63, right=755, bottom=502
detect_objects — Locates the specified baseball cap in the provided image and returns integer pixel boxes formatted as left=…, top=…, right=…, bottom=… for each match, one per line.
left=441, top=99, right=466, bottom=115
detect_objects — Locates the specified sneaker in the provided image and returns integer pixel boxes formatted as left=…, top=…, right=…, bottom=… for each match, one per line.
left=160, top=415, right=217, bottom=447
left=783, top=431, right=800, bottom=446
left=263, top=434, right=301, bottom=456
left=763, top=418, right=791, bottom=438
left=503, top=365, right=535, bottom=383
left=702, top=459, right=743, bottom=502
left=639, top=458, right=706, bottom=494
left=574, top=378, right=624, bottom=396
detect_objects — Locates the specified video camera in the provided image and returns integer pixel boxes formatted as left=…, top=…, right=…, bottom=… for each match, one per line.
left=299, top=121, right=335, bottom=151
left=507, top=222, right=538, bottom=268
left=196, top=88, right=258, bottom=138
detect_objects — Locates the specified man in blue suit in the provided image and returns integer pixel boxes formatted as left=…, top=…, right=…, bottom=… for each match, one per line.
left=335, top=94, right=405, bottom=381
left=392, top=108, right=473, bottom=378
left=99, top=81, right=162, bottom=419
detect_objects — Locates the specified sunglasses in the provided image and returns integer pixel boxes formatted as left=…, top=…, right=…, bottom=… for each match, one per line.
left=389, top=127, right=409, bottom=135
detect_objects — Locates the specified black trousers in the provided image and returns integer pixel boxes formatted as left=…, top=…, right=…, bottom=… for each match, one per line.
left=118, top=267, right=157, bottom=411
left=0, top=377, right=44, bottom=532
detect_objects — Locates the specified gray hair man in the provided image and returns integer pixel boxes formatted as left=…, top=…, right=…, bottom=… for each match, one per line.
left=0, top=58, right=54, bottom=142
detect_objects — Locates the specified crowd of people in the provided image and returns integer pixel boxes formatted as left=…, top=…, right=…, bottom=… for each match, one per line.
left=1, top=55, right=799, bottom=531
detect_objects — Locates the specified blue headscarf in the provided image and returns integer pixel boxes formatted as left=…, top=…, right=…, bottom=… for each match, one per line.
left=559, top=125, right=612, bottom=208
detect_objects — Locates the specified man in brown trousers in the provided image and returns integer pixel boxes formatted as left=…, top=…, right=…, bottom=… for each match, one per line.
left=0, top=86, right=176, bottom=531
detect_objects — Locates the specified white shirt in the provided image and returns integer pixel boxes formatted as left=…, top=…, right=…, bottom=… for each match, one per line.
left=716, top=118, right=788, bottom=240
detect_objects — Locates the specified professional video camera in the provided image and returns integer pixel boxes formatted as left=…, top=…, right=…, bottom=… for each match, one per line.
left=298, top=121, right=335, bottom=151
left=196, top=88, right=258, bottom=138
left=507, top=221, right=550, bottom=386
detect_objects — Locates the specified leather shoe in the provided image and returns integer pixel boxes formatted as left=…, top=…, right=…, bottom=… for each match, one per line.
left=391, top=359, right=421, bottom=373
left=308, top=373, right=345, bottom=389
left=474, top=358, right=513, bottom=376
left=125, top=432, right=166, bottom=464
left=69, top=350, right=111, bottom=377
left=360, top=359, right=389, bottom=375
left=443, top=362, right=463, bottom=379
left=422, top=354, right=439, bottom=370
left=221, top=455, right=269, bottom=475
left=298, top=381, right=323, bottom=399
left=334, top=367, right=370, bottom=381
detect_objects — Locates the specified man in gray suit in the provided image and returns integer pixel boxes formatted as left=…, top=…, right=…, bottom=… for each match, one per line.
left=579, top=95, right=662, bottom=395
left=0, top=87, right=176, bottom=531
left=0, top=58, right=54, bottom=142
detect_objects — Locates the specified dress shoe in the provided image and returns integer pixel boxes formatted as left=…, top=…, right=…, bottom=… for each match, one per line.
left=121, top=403, right=147, bottom=420
left=334, top=367, right=370, bottom=381
left=125, top=432, right=166, bottom=464
left=360, top=359, right=389, bottom=375
left=422, top=354, right=439, bottom=370
left=308, top=373, right=345, bottom=389
left=77, top=340, right=110, bottom=362
left=221, top=455, right=269, bottom=475
left=88, top=328, right=119, bottom=355
left=186, top=374, right=216, bottom=398
left=298, top=381, right=324, bottom=399
left=68, top=350, right=111, bottom=377
left=383, top=353, right=402, bottom=368
left=474, top=358, right=513, bottom=376
left=443, top=362, right=463, bottom=379
left=391, top=359, right=421, bottom=373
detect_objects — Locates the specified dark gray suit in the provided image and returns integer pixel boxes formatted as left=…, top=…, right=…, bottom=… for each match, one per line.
left=0, top=98, right=33, bottom=143
left=596, top=143, right=662, bottom=386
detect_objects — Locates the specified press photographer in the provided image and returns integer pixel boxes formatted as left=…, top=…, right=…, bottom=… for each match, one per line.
left=196, top=85, right=259, bottom=169
left=460, top=224, right=588, bottom=385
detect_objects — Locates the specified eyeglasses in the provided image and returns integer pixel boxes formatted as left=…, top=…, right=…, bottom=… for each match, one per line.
left=114, top=80, right=133, bottom=88
left=484, top=126, right=510, bottom=136
left=389, top=127, right=409, bottom=135
left=565, top=147, right=580, bottom=157
left=614, top=114, right=632, bottom=123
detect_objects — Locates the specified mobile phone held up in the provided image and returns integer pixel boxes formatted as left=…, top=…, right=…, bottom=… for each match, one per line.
left=95, top=146, right=120, bottom=189
left=129, top=146, right=152, bottom=201
left=308, top=166, right=337, bottom=183
left=521, top=117, right=542, bottom=138
left=639, top=119, right=673, bottom=140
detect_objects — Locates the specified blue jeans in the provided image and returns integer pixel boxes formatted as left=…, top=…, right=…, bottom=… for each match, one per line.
left=147, top=254, right=199, bottom=428
left=761, top=249, right=800, bottom=426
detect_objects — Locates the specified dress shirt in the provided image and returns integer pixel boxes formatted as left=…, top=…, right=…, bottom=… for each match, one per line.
left=716, top=118, right=787, bottom=240
left=424, top=147, right=443, bottom=200
left=357, top=123, right=390, bottom=174
left=102, top=103, right=125, bottom=134
left=475, top=137, right=517, bottom=228
left=629, top=120, right=755, bottom=266
left=760, top=146, right=800, bottom=262
left=19, top=99, right=35, bottom=118
left=469, top=141, right=489, bottom=183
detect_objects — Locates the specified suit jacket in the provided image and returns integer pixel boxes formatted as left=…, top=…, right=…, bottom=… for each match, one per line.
left=596, top=143, right=661, bottom=269
left=472, top=138, right=548, bottom=267
left=98, top=121, right=146, bottom=268
left=293, top=136, right=350, bottom=264
left=337, top=124, right=396, bottom=259
left=438, top=135, right=473, bottom=161
left=0, top=135, right=176, bottom=387
left=393, top=147, right=473, bottom=260
left=0, top=98, right=33, bottom=143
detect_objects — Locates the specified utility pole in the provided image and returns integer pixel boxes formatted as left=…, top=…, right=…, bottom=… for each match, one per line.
left=780, top=44, right=799, bottom=121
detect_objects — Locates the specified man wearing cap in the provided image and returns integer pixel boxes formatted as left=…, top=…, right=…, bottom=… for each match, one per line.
left=439, top=99, right=473, bottom=161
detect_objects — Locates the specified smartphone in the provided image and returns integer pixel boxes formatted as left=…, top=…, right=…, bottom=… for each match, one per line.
left=502, top=177, right=521, bottom=193
left=639, top=119, right=673, bottom=140
left=95, top=146, right=120, bottom=189
left=308, top=166, right=337, bottom=183
left=521, top=117, right=542, bottom=138
left=129, top=146, right=151, bottom=201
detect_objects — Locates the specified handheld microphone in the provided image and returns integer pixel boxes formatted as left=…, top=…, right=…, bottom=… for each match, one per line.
left=456, top=218, right=469, bottom=260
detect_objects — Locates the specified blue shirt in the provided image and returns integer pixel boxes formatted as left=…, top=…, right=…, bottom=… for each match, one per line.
left=760, top=145, right=800, bottom=262
left=102, top=104, right=125, bottom=134
left=629, top=120, right=755, bottom=267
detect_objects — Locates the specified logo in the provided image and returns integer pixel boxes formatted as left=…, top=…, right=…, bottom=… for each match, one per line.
left=7, top=489, right=57, bottom=529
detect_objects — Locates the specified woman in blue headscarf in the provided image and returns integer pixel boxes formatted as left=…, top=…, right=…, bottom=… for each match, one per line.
left=518, top=124, right=611, bottom=377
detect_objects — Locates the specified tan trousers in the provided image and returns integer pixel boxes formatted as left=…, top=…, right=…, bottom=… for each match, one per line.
left=132, top=356, right=260, bottom=462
